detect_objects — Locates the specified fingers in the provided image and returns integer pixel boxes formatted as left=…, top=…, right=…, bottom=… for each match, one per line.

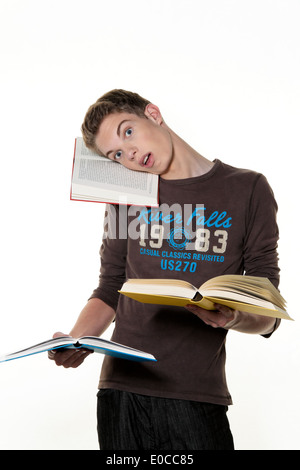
left=52, top=331, right=69, bottom=339
left=185, top=304, right=220, bottom=328
left=48, top=348, right=91, bottom=368
left=48, top=331, right=93, bottom=368
left=185, top=303, right=236, bottom=328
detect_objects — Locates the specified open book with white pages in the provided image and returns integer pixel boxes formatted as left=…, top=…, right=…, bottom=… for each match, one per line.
left=0, top=336, right=156, bottom=363
left=70, top=137, right=159, bottom=206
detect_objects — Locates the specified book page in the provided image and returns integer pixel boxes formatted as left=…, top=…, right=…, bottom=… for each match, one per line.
left=120, top=278, right=198, bottom=298
left=75, top=156, right=150, bottom=192
left=200, top=275, right=286, bottom=309
left=73, top=138, right=157, bottom=196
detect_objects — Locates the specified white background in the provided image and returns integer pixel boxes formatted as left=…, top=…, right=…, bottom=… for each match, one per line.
left=0, top=0, right=299, bottom=450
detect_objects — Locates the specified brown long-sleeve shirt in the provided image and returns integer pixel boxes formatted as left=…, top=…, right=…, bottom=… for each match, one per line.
left=91, top=160, right=280, bottom=405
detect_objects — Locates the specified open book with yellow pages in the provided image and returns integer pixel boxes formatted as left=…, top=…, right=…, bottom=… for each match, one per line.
left=119, top=275, right=291, bottom=320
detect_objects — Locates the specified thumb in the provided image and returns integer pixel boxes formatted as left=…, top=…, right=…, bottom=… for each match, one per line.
left=52, top=331, right=70, bottom=339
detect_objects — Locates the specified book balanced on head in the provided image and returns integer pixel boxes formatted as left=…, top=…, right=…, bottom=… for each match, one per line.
left=119, top=274, right=291, bottom=320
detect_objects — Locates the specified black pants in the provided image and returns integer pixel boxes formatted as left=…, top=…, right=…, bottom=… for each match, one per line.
left=97, top=389, right=234, bottom=450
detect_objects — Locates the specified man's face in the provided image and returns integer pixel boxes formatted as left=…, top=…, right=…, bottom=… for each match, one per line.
left=94, top=106, right=174, bottom=176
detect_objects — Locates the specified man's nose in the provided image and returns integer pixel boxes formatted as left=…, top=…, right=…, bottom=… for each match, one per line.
left=126, top=146, right=138, bottom=160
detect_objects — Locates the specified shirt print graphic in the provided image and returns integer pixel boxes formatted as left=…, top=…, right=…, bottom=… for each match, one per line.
left=136, top=204, right=232, bottom=275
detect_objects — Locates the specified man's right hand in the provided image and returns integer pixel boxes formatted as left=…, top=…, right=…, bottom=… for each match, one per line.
left=48, top=331, right=92, bottom=368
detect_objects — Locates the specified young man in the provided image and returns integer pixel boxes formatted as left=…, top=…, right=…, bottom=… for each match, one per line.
left=50, top=90, right=280, bottom=450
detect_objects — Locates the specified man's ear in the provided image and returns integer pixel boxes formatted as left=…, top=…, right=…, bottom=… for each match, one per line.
left=144, top=103, right=163, bottom=124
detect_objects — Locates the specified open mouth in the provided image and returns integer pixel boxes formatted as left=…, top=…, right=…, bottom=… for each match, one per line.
left=142, top=153, right=152, bottom=166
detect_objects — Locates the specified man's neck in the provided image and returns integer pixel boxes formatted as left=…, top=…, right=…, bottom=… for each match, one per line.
left=160, top=129, right=214, bottom=180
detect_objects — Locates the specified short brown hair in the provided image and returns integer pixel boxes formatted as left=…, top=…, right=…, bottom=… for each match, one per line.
left=81, top=89, right=150, bottom=154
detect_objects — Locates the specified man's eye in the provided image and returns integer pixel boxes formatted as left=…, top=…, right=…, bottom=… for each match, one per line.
left=125, top=128, right=133, bottom=137
left=115, top=151, right=122, bottom=160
